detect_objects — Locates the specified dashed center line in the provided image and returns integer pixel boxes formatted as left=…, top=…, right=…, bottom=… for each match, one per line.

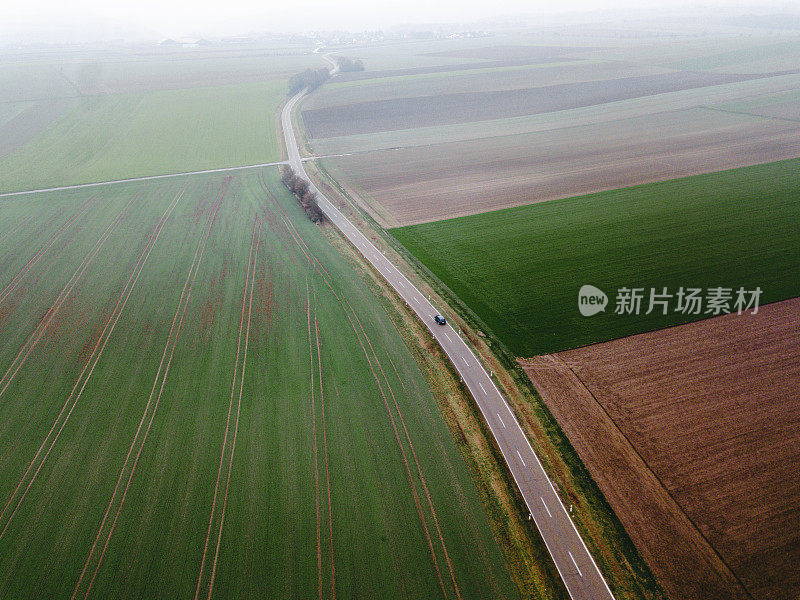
left=399, top=281, right=405, bottom=288
left=516, top=450, right=526, bottom=467
left=569, top=551, right=583, bottom=577
left=461, top=356, right=468, bottom=365
left=478, top=382, right=486, bottom=394
left=496, top=413, right=506, bottom=428
left=414, top=297, right=420, bottom=304
left=541, top=496, right=552, bottom=518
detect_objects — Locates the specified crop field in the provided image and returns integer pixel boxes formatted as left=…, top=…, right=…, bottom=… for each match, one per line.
left=305, top=35, right=800, bottom=229
left=324, top=105, right=800, bottom=225
left=306, top=60, right=673, bottom=108
left=0, top=81, right=285, bottom=193
left=521, top=297, right=800, bottom=600
left=302, top=70, right=762, bottom=138
left=0, top=169, right=517, bottom=599
left=391, top=157, right=800, bottom=356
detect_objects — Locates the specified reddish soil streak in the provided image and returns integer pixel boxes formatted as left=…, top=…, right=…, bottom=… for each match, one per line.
left=314, top=306, right=336, bottom=600
left=0, top=186, right=185, bottom=541
left=72, top=186, right=224, bottom=600
left=0, top=194, right=138, bottom=400
left=194, top=219, right=260, bottom=600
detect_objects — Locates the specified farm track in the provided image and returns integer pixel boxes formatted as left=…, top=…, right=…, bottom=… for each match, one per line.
left=262, top=182, right=459, bottom=599
left=0, top=193, right=97, bottom=309
left=313, top=305, right=336, bottom=600
left=0, top=194, right=139, bottom=401
left=194, top=218, right=261, bottom=600
left=71, top=182, right=227, bottom=600
left=305, top=281, right=323, bottom=600
left=0, top=186, right=185, bottom=541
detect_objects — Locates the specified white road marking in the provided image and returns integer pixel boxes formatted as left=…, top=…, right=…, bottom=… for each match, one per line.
left=569, top=551, right=583, bottom=577
left=479, top=382, right=486, bottom=394
left=516, top=450, right=526, bottom=467
left=444, top=332, right=451, bottom=342
left=541, top=496, right=552, bottom=518
left=461, top=356, right=468, bottom=365
left=497, top=413, right=506, bottom=428
left=399, top=281, right=405, bottom=288
left=414, top=297, right=420, bottom=304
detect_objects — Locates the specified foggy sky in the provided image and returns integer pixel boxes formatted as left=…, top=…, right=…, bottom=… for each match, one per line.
left=1, top=0, right=794, bottom=43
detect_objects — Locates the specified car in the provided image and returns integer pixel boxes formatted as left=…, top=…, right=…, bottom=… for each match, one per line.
left=434, top=314, right=446, bottom=325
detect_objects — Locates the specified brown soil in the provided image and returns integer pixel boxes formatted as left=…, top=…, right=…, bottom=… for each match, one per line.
left=327, top=106, right=800, bottom=226
left=520, top=297, right=800, bottom=600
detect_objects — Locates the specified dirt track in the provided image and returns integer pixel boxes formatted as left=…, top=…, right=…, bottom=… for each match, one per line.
left=521, top=298, right=800, bottom=600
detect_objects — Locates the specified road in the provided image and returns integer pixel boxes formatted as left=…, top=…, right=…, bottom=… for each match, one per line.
left=282, top=87, right=616, bottom=600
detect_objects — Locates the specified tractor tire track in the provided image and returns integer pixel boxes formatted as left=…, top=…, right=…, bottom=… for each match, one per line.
left=194, top=218, right=261, bottom=600
left=0, top=194, right=139, bottom=401
left=0, top=187, right=185, bottom=541
left=0, top=215, right=34, bottom=251
left=0, top=193, right=97, bottom=308
left=313, top=304, right=336, bottom=600
left=266, top=191, right=449, bottom=599
left=306, top=280, right=324, bottom=600
left=71, top=186, right=225, bottom=600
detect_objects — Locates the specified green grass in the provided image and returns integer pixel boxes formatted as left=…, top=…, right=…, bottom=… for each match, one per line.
left=391, top=158, right=800, bottom=356
left=0, top=169, right=518, bottom=599
left=0, top=81, right=285, bottom=193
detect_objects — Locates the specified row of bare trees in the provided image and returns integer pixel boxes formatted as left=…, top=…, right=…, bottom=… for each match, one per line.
left=287, top=68, right=331, bottom=95
left=280, top=166, right=326, bottom=223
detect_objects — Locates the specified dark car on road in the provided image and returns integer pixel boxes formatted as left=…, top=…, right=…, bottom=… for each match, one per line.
left=434, top=314, right=446, bottom=325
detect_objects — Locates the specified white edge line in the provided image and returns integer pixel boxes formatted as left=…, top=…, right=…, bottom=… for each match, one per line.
left=569, top=551, right=583, bottom=578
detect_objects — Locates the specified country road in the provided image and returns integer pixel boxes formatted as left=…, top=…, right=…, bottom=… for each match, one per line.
left=282, top=81, right=616, bottom=600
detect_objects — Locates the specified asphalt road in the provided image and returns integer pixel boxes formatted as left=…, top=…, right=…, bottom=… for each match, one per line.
left=282, top=87, right=616, bottom=600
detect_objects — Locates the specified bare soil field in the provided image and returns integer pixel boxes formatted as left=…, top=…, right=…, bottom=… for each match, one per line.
left=521, top=297, right=800, bottom=600
left=325, top=106, right=800, bottom=226
left=309, top=61, right=675, bottom=109
left=302, top=70, right=763, bottom=138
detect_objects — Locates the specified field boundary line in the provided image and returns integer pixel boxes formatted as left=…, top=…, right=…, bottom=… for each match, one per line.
left=0, top=194, right=138, bottom=400
left=0, top=161, right=287, bottom=198
left=0, top=192, right=97, bottom=308
left=0, top=186, right=185, bottom=540
left=71, top=183, right=227, bottom=600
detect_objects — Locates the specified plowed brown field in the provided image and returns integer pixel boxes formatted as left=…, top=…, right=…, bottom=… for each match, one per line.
left=521, top=297, right=800, bottom=600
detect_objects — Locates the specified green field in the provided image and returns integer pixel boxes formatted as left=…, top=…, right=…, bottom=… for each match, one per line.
left=0, top=81, right=285, bottom=193
left=0, top=169, right=517, bottom=599
left=391, top=158, right=800, bottom=356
